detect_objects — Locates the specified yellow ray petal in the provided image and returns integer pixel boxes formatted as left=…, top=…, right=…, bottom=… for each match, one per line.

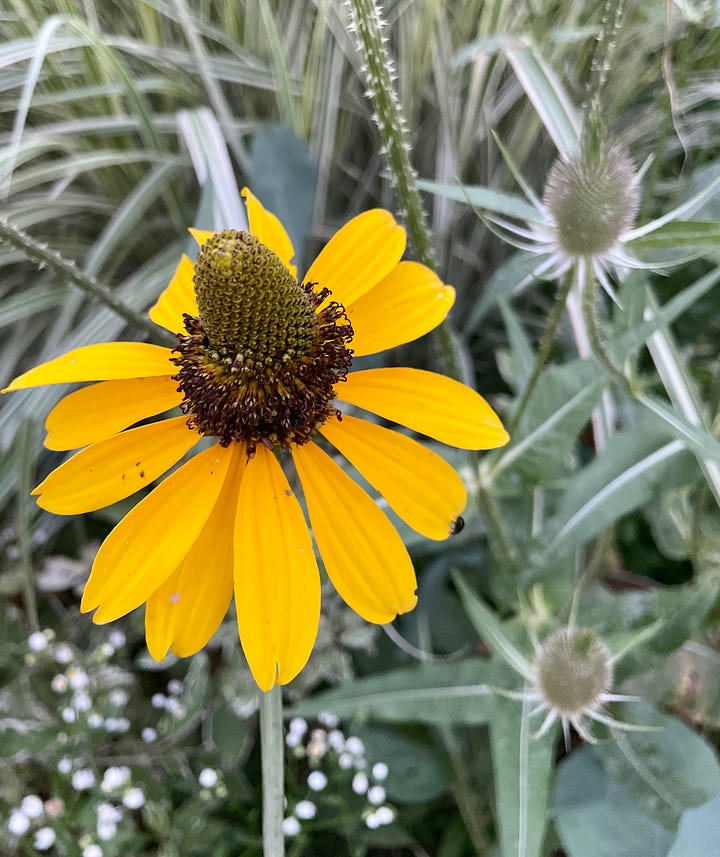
left=33, top=416, right=200, bottom=515
left=293, top=441, right=417, bottom=624
left=242, top=187, right=296, bottom=277
left=346, top=261, right=455, bottom=357
left=234, top=445, right=320, bottom=691
left=304, top=210, right=406, bottom=308
left=321, top=414, right=466, bottom=540
left=170, top=445, right=246, bottom=657
left=189, top=227, right=215, bottom=247
left=3, top=343, right=175, bottom=393
left=82, top=443, right=233, bottom=623
left=144, top=445, right=246, bottom=660
left=338, top=368, right=510, bottom=450
left=145, top=568, right=180, bottom=661
left=149, top=254, right=198, bottom=332
left=45, top=376, right=182, bottom=451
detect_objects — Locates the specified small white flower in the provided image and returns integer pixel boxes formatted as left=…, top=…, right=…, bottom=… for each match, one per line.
left=151, top=693, right=167, bottom=709
left=28, top=630, right=49, bottom=652
left=96, top=821, right=117, bottom=842
left=167, top=679, right=184, bottom=696
left=53, top=643, right=74, bottom=664
left=72, top=769, right=95, bottom=791
left=371, top=762, right=389, bottom=781
left=51, top=674, right=68, bottom=693
left=164, top=698, right=185, bottom=719
left=83, top=846, right=103, bottom=857
left=365, top=812, right=380, bottom=830
left=198, top=768, right=218, bottom=789
left=67, top=666, right=89, bottom=691
left=87, top=713, right=104, bottom=729
left=282, top=817, right=300, bottom=837
left=99, top=643, right=115, bottom=658
left=373, top=806, right=395, bottom=826
left=352, top=772, right=369, bottom=795
left=101, top=767, right=130, bottom=792
left=367, top=785, right=386, bottom=805
left=108, top=689, right=128, bottom=708
left=288, top=717, right=307, bottom=736
left=33, top=827, right=56, bottom=851
left=73, top=692, right=92, bottom=712
left=104, top=717, right=130, bottom=733
left=285, top=731, right=303, bottom=749
left=97, top=803, right=122, bottom=824
left=57, top=757, right=72, bottom=775
left=44, top=798, right=65, bottom=819
left=122, top=788, right=145, bottom=810
left=62, top=707, right=77, bottom=724
left=8, top=810, right=30, bottom=836
left=338, top=752, right=354, bottom=770
left=344, top=736, right=365, bottom=757
left=108, top=630, right=126, bottom=648
left=141, top=727, right=157, bottom=743
left=318, top=711, right=339, bottom=729
left=294, top=800, right=316, bottom=820
left=327, top=729, right=345, bottom=752
left=307, top=771, right=327, bottom=792
left=21, top=794, right=44, bottom=819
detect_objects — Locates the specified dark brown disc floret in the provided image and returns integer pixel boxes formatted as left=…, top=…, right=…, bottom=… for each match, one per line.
left=171, top=230, right=353, bottom=455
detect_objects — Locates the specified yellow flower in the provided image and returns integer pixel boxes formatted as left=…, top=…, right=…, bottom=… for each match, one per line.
left=3, top=189, right=508, bottom=690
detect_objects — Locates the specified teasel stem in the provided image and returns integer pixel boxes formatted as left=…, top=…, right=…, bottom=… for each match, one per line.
left=580, top=265, right=631, bottom=392
left=346, top=0, right=461, bottom=381
left=260, top=686, right=285, bottom=857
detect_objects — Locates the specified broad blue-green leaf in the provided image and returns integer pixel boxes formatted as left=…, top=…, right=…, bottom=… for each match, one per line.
left=590, top=704, right=720, bottom=830
left=553, top=747, right=673, bottom=857
left=291, top=658, right=495, bottom=725
left=667, top=795, right=720, bottom=857
left=491, top=698, right=556, bottom=857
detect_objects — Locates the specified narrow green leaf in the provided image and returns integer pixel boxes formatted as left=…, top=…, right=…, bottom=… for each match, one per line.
left=416, top=178, right=542, bottom=222
left=627, top=220, right=720, bottom=250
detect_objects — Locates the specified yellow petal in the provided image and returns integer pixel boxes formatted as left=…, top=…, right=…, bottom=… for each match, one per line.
left=234, top=445, right=320, bottom=691
left=33, top=416, right=200, bottom=515
left=144, top=445, right=246, bottom=660
left=346, top=261, right=455, bottom=357
left=82, top=443, right=233, bottom=623
left=293, top=441, right=417, bottom=624
left=3, top=343, right=175, bottom=392
left=242, top=187, right=296, bottom=277
left=145, top=568, right=180, bottom=661
left=338, top=368, right=510, bottom=450
left=304, top=210, right=406, bottom=307
left=189, top=227, right=215, bottom=247
left=321, top=414, right=466, bottom=540
left=45, top=376, right=182, bottom=451
left=149, top=254, right=198, bottom=332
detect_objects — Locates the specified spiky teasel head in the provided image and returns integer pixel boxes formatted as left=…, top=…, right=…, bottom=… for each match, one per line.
left=542, top=142, right=640, bottom=259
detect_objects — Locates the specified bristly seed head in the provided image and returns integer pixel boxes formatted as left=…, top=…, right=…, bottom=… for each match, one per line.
left=172, top=230, right=353, bottom=455
left=535, top=627, right=613, bottom=716
left=543, top=143, right=640, bottom=257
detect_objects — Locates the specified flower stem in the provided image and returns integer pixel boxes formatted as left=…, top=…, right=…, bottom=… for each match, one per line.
left=580, top=266, right=631, bottom=392
left=347, top=0, right=461, bottom=381
left=0, top=218, right=170, bottom=344
left=260, top=686, right=285, bottom=857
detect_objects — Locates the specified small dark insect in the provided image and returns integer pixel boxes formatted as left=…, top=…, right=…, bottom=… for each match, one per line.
left=450, top=515, right=465, bottom=535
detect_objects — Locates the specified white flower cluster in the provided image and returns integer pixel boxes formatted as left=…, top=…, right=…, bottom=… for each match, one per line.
left=282, top=713, right=396, bottom=836
left=6, top=793, right=58, bottom=850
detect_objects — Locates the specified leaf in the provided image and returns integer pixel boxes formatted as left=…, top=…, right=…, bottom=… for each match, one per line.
left=416, top=177, right=542, bottom=222
left=490, top=698, right=556, bottom=857
left=529, top=423, right=695, bottom=573
left=590, top=704, right=720, bottom=830
left=627, top=220, right=720, bottom=250
left=463, top=251, right=539, bottom=333
left=553, top=746, right=674, bottom=857
left=291, top=658, right=495, bottom=725
left=637, top=394, right=720, bottom=465
left=667, top=795, right=720, bottom=857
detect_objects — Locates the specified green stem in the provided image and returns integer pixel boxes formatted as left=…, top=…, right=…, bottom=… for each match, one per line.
left=580, top=265, right=631, bottom=391
left=347, top=0, right=461, bottom=381
left=18, top=420, right=40, bottom=634
left=506, top=273, right=574, bottom=437
left=260, top=686, right=285, bottom=857
left=0, top=219, right=170, bottom=344
left=476, top=484, right=517, bottom=572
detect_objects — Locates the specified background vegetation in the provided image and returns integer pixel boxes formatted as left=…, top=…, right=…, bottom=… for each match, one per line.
left=2, top=1, right=720, bottom=855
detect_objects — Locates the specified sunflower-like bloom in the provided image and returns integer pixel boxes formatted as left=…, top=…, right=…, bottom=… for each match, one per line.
left=4, top=189, right=508, bottom=690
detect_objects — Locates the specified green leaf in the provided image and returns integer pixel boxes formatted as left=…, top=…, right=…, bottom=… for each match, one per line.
left=590, top=704, right=720, bottom=830
left=638, top=394, right=720, bottom=465
left=627, top=220, right=720, bottom=250
left=667, top=796, right=720, bottom=857
left=490, top=698, right=556, bottom=857
left=416, top=177, right=542, bottom=222
left=553, top=746, right=673, bottom=857
left=463, top=251, right=538, bottom=333
left=529, top=423, right=695, bottom=573
left=291, top=658, right=495, bottom=725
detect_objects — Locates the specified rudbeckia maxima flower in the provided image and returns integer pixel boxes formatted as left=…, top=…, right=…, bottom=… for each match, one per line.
left=4, top=189, right=508, bottom=690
